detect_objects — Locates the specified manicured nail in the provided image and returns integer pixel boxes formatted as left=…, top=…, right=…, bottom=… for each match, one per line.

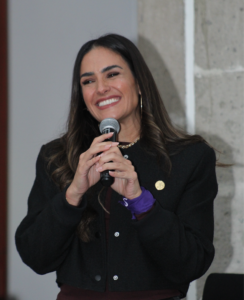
left=104, top=144, right=112, bottom=149
left=111, top=142, right=119, bottom=146
left=97, top=167, right=102, bottom=171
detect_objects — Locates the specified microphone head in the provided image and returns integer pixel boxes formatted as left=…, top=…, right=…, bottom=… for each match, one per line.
left=99, top=118, right=120, bottom=134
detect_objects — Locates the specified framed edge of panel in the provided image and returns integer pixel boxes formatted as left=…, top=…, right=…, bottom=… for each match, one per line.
left=0, top=0, right=8, bottom=298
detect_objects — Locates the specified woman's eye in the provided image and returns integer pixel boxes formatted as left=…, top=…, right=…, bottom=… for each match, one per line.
left=108, top=72, right=119, bottom=78
left=82, top=79, right=93, bottom=85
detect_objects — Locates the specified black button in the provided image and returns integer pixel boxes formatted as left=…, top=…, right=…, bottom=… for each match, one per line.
left=95, top=275, right=101, bottom=281
left=95, top=231, right=101, bottom=238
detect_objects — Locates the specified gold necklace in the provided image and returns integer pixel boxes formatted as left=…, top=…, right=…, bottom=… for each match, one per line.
left=117, top=137, right=140, bottom=149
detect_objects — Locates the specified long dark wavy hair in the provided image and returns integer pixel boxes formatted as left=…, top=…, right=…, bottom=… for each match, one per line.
left=45, top=33, right=209, bottom=242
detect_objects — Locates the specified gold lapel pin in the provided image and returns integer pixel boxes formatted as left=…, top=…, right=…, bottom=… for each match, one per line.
left=155, top=180, right=165, bottom=190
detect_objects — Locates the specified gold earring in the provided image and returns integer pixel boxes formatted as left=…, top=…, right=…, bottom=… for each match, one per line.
left=140, top=95, right=143, bottom=119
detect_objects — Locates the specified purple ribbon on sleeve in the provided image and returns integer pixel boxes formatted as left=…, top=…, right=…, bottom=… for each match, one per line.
left=119, top=187, right=156, bottom=219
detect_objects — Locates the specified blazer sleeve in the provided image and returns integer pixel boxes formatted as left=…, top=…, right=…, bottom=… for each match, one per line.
left=132, top=146, right=218, bottom=285
left=15, top=145, right=87, bottom=274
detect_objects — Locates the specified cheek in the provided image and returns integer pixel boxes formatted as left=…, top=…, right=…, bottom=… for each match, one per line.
left=119, top=79, right=138, bottom=96
left=81, top=87, right=93, bottom=106
left=125, top=83, right=139, bottom=103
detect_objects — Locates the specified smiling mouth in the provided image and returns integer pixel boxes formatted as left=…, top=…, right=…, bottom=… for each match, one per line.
left=97, top=98, right=120, bottom=107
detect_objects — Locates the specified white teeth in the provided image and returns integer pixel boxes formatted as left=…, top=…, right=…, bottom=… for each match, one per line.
left=98, top=98, right=119, bottom=107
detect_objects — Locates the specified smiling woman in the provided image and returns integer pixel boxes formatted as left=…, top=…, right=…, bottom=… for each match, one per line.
left=15, top=34, right=218, bottom=300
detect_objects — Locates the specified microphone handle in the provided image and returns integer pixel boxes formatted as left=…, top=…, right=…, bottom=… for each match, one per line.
left=100, top=128, right=117, bottom=187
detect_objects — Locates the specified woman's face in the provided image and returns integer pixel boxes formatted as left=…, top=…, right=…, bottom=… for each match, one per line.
left=79, top=47, right=140, bottom=124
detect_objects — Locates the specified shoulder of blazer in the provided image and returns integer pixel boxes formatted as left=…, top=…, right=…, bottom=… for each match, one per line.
left=128, top=141, right=215, bottom=166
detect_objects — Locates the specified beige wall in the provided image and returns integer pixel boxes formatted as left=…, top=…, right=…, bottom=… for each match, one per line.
left=138, top=0, right=244, bottom=299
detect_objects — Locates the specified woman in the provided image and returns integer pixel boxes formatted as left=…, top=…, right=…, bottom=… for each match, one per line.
left=16, top=34, right=218, bottom=300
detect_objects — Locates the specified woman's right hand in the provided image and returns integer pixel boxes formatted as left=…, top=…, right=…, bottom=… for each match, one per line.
left=66, top=132, right=119, bottom=206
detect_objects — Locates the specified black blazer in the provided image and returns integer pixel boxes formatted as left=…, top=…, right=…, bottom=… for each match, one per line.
left=15, top=140, right=218, bottom=298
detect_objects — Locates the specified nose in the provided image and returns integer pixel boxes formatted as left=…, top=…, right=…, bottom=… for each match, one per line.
left=96, top=78, right=110, bottom=94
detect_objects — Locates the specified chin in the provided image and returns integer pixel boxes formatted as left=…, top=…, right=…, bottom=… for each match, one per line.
left=99, top=114, right=121, bottom=122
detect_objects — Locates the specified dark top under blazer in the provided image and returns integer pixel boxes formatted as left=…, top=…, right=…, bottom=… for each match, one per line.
left=15, top=141, right=218, bottom=298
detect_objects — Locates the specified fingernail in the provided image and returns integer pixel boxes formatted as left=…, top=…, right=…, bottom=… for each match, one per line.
left=105, top=144, right=112, bottom=149
left=111, top=142, right=119, bottom=146
left=97, top=167, right=102, bottom=171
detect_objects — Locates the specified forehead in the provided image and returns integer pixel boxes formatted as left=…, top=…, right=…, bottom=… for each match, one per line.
left=80, top=47, right=128, bottom=72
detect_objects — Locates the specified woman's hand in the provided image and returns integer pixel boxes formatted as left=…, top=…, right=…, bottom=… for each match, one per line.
left=66, top=132, right=119, bottom=206
left=96, top=146, right=142, bottom=200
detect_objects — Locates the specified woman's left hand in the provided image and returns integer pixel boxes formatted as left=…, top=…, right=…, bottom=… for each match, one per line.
left=95, top=146, right=142, bottom=200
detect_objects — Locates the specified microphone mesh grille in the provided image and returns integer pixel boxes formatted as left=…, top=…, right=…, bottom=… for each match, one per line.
left=99, top=118, right=120, bottom=133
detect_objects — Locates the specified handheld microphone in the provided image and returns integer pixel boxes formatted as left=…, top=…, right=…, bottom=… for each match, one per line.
left=99, top=118, right=120, bottom=187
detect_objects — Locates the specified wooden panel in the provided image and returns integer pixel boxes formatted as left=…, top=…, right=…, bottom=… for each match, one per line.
left=0, top=0, right=8, bottom=298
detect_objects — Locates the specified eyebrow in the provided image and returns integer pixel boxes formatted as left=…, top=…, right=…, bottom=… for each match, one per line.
left=80, top=65, right=122, bottom=79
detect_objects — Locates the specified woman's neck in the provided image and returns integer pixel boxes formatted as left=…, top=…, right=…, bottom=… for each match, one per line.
left=117, top=117, right=141, bottom=143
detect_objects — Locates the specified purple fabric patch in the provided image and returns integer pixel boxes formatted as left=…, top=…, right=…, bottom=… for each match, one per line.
left=119, top=187, right=156, bottom=219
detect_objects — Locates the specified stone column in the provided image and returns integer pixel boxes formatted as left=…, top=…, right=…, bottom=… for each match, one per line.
left=195, top=0, right=244, bottom=297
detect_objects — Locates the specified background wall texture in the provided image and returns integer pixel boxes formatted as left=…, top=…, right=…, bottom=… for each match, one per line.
left=138, top=0, right=244, bottom=299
